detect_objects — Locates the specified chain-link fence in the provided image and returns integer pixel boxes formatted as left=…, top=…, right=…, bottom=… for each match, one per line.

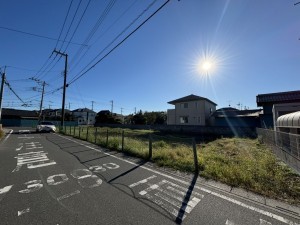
left=60, top=126, right=199, bottom=173
left=257, top=128, right=300, bottom=174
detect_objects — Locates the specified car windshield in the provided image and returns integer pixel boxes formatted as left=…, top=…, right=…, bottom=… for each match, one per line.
left=39, top=122, right=54, bottom=125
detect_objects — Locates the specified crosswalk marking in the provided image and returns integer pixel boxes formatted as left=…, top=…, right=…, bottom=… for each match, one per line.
left=260, top=219, right=272, bottom=225
left=225, top=219, right=273, bottom=225
left=130, top=177, right=203, bottom=222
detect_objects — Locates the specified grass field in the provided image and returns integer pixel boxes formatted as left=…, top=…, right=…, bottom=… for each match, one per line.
left=61, top=126, right=300, bottom=205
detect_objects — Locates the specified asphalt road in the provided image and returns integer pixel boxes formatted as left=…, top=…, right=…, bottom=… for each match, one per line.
left=0, top=128, right=299, bottom=225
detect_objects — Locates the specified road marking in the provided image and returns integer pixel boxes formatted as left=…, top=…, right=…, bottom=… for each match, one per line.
left=131, top=178, right=203, bottom=222
left=16, top=145, right=23, bottom=151
left=12, top=151, right=56, bottom=172
left=260, top=219, right=272, bottom=225
left=19, top=130, right=30, bottom=134
left=47, top=174, right=69, bottom=186
left=2, top=130, right=13, bottom=143
left=57, top=190, right=80, bottom=201
left=56, top=134, right=300, bottom=225
left=129, top=175, right=157, bottom=188
left=0, top=185, right=13, bottom=195
left=226, top=219, right=236, bottom=225
left=18, top=208, right=30, bottom=216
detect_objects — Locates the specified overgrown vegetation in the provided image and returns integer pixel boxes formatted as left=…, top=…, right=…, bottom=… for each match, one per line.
left=0, top=129, right=4, bottom=139
left=61, top=126, right=300, bottom=205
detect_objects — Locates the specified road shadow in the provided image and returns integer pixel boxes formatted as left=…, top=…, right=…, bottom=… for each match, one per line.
left=175, top=173, right=199, bottom=224
left=108, top=159, right=147, bottom=183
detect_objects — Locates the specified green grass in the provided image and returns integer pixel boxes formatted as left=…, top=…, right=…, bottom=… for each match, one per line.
left=199, top=138, right=300, bottom=205
left=61, top=127, right=300, bottom=205
left=0, top=129, right=4, bottom=139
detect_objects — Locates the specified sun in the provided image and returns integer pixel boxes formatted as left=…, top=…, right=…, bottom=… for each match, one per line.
left=196, top=59, right=216, bottom=75
left=202, top=61, right=213, bottom=72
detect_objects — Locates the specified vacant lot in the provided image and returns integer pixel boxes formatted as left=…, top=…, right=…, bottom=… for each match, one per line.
left=62, top=127, right=300, bottom=205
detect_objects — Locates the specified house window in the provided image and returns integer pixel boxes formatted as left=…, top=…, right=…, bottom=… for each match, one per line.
left=198, top=117, right=201, bottom=124
left=180, top=103, right=188, bottom=109
left=180, top=116, right=188, bottom=124
left=195, top=102, right=198, bottom=108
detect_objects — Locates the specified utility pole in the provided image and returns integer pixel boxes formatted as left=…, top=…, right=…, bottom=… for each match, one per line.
left=0, top=69, right=6, bottom=123
left=110, top=100, right=113, bottom=114
left=38, top=81, right=46, bottom=122
left=91, top=101, right=94, bottom=111
left=53, top=49, right=68, bottom=127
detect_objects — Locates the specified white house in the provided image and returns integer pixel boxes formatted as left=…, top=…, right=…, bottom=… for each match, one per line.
left=167, top=94, right=217, bottom=126
left=72, top=108, right=96, bottom=125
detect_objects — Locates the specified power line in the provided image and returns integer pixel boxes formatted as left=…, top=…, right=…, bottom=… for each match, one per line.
left=62, top=0, right=92, bottom=52
left=69, top=0, right=117, bottom=69
left=59, top=0, right=83, bottom=51
left=55, top=0, right=74, bottom=49
left=4, top=79, right=27, bottom=106
left=69, top=0, right=170, bottom=85
left=0, top=26, right=86, bottom=46
left=69, top=0, right=158, bottom=81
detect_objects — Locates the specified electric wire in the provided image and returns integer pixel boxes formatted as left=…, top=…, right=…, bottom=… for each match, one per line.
left=0, top=26, right=85, bottom=47
left=55, top=0, right=74, bottom=49
left=58, top=0, right=83, bottom=51
left=62, top=0, right=92, bottom=52
left=4, top=80, right=27, bottom=105
left=69, top=0, right=116, bottom=68
left=69, top=0, right=169, bottom=85
left=69, top=0, right=137, bottom=73
left=70, top=0, right=157, bottom=82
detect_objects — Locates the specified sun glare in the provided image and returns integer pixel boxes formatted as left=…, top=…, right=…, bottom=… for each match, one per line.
left=202, top=61, right=213, bottom=71
left=196, top=59, right=216, bottom=75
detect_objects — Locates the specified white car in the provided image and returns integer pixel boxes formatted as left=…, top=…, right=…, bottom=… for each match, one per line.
left=36, top=121, right=56, bottom=133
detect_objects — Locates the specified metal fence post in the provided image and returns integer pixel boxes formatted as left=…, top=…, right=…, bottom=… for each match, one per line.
left=73, top=126, right=75, bottom=136
left=149, top=134, right=153, bottom=160
left=106, top=129, right=109, bottom=146
left=192, top=138, right=199, bottom=174
left=79, top=127, right=81, bottom=138
left=69, top=126, right=71, bottom=135
left=121, top=130, right=125, bottom=151
left=95, top=128, right=98, bottom=144
left=86, top=127, right=89, bottom=141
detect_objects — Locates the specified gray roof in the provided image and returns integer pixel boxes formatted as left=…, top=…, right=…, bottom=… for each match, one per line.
left=72, top=108, right=96, bottom=113
left=2, top=108, right=38, bottom=118
left=168, top=94, right=217, bottom=106
left=212, top=108, right=262, bottom=117
left=257, top=90, right=300, bottom=106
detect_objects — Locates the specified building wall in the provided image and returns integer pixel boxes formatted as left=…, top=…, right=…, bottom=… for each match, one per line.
left=73, top=111, right=96, bottom=125
left=167, top=109, right=175, bottom=125
left=167, top=100, right=215, bottom=126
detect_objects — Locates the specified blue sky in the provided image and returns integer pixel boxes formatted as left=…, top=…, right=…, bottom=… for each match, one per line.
left=1, top=0, right=300, bottom=115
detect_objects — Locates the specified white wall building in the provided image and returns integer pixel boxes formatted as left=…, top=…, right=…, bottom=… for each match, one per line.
left=72, top=108, right=96, bottom=125
left=167, top=94, right=217, bottom=126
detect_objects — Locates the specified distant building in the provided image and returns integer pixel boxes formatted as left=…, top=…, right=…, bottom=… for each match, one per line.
left=167, top=94, right=217, bottom=126
left=1, top=108, right=39, bottom=127
left=72, top=108, right=96, bottom=125
left=256, top=90, right=300, bottom=128
left=209, top=107, right=262, bottom=127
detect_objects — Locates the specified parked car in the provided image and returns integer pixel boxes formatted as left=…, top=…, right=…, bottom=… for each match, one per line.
left=36, top=121, right=56, bottom=133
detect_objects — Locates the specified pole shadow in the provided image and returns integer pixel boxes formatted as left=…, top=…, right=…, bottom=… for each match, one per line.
left=175, top=173, right=199, bottom=224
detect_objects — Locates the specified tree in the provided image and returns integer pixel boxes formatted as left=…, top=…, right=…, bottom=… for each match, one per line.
left=95, top=110, right=121, bottom=124
left=132, top=110, right=146, bottom=125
